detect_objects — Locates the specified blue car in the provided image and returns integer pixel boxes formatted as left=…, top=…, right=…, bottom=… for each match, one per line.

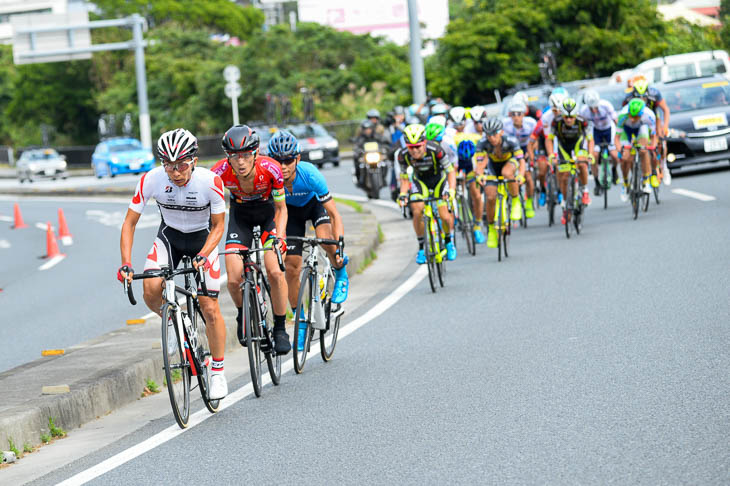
left=91, top=137, right=155, bottom=178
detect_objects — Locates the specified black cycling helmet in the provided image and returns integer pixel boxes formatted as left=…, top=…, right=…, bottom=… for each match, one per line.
left=393, top=105, right=405, bottom=115
left=483, top=117, right=503, bottom=136
left=366, top=108, right=381, bottom=119
left=222, top=124, right=259, bottom=152
left=267, top=130, right=301, bottom=160
left=361, top=120, right=374, bottom=130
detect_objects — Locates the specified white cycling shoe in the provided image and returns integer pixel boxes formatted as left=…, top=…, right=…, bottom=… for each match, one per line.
left=209, top=373, right=228, bottom=400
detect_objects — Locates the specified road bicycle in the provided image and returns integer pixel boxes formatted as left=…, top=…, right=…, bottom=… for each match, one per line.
left=123, top=256, right=218, bottom=429
left=454, top=172, right=476, bottom=256
left=486, top=175, right=515, bottom=262
left=628, top=143, right=650, bottom=220
left=408, top=194, right=447, bottom=293
left=221, top=228, right=285, bottom=398
left=287, top=235, right=345, bottom=374
left=558, top=158, right=584, bottom=239
left=545, top=159, right=559, bottom=227
left=595, top=142, right=613, bottom=210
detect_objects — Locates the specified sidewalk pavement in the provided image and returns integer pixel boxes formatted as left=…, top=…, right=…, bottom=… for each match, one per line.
left=0, top=201, right=379, bottom=452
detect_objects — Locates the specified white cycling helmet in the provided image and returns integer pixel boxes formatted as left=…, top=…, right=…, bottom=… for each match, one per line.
left=513, top=91, right=529, bottom=106
left=449, top=106, right=466, bottom=125
left=429, top=114, right=447, bottom=127
left=508, top=100, right=527, bottom=114
left=583, top=89, right=601, bottom=109
left=157, top=128, right=198, bottom=162
left=549, top=92, right=566, bottom=110
left=470, top=105, right=486, bottom=121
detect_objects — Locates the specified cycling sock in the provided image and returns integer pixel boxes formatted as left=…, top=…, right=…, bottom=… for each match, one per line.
left=445, top=234, right=451, bottom=244
left=274, top=314, right=286, bottom=332
left=417, top=236, right=425, bottom=250
left=211, top=357, right=224, bottom=374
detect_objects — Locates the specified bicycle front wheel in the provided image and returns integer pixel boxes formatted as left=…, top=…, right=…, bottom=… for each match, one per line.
left=320, top=266, right=340, bottom=362
left=293, top=268, right=314, bottom=373
left=653, top=184, right=660, bottom=205
left=191, top=304, right=219, bottom=413
left=436, top=224, right=445, bottom=288
left=565, top=178, right=574, bottom=239
left=259, top=277, right=280, bottom=385
left=161, top=304, right=190, bottom=429
left=424, top=213, right=437, bottom=293
left=463, top=199, right=476, bottom=256
left=243, top=281, right=263, bottom=397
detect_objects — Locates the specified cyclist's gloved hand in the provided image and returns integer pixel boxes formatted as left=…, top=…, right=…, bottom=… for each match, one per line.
left=587, top=154, right=595, bottom=164
left=398, top=193, right=408, bottom=207
left=193, top=254, right=210, bottom=271
left=265, top=235, right=287, bottom=254
left=548, top=154, right=557, bottom=164
left=476, top=173, right=488, bottom=185
left=117, top=262, right=133, bottom=283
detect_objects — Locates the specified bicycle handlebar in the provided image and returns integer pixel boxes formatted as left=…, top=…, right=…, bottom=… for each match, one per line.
left=122, top=260, right=204, bottom=306
left=221, top=238, right=287, bottom=272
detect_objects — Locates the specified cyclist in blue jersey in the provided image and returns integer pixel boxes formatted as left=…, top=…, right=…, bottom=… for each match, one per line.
left=267, top=131, right=348, bottom=349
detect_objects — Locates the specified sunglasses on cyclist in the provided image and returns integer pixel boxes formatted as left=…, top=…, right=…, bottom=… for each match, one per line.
left=277, top=157, right=298, bottom=165
left=406, top=142, right=426, bottom=149
left=509, top=112, right=524, bottom=117
left=226, top=150, right=256, bottom=160
left=163, top=160, right=193, bottom=172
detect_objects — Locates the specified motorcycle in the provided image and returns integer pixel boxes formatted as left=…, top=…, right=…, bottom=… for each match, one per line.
left=356, top=141, right=388, bottom=199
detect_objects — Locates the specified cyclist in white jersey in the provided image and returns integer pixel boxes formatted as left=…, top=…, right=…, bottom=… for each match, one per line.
left=580, top=90, right=619, bottom=195
left=503, top=100, right=538, bottom=218
left=118, top=129, right=229, bottom=400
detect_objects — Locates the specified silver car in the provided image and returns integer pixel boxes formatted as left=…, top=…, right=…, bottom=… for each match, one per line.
left=17, top=148, right=68, bottom=182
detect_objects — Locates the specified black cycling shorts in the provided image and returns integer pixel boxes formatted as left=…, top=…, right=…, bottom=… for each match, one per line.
left=486, top=159, right=518, bottom=186
left=225, top=199, right=277, bottom=250
left=286, top=197, right=331, bottom=257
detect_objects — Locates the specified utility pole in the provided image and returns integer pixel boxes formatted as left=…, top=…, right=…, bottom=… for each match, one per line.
left=407, top=0, right=427, bottom=105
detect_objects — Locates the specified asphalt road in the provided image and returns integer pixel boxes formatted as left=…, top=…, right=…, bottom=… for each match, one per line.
left=15, top=166, right=730, bottom=485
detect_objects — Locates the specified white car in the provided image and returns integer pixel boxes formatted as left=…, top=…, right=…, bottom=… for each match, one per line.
left=17, top=148, right=68, bottom=183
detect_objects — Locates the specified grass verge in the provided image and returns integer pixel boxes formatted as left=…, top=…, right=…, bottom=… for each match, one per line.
left=357, top=249, right=377, bottom=274
left=333, top=197, right=363, bottom=213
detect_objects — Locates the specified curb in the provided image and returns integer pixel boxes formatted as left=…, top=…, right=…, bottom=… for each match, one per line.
left=0, top=200, right=378, bottom=452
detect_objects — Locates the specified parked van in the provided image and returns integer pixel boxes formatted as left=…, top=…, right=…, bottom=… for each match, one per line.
left=634, top=50, right=730, bottom=84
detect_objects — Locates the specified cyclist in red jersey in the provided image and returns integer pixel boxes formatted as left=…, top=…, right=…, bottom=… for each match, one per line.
left=211, top=124, right=291, bottom=355
left=528, top=119, right=549, bottom=205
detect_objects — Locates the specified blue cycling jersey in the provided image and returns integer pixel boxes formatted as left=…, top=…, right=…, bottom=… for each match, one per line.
left=285, top=161, right=332, bottom=207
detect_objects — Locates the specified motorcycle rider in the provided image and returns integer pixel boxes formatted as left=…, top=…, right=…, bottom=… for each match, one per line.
left=352, top=120, right=387, bottom=188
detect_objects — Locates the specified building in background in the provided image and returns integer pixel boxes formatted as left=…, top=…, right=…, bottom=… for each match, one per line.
left=297, top=0, right=448, bottom=49
left=657, top=0, right=720, bottom=26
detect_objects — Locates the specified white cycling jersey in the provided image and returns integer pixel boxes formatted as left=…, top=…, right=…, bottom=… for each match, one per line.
left=129, top=166, right=226, bottom=233
left=540, top=109, right=559, bottom=137
left=502, top=116, right=537, bottom=148
left=579, top=100, right=617, bottom=131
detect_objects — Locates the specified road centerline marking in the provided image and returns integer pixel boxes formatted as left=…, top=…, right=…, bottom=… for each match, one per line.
left=57, top=266, right=426, bottom=486
left=671, top=188, right=716, bottom=202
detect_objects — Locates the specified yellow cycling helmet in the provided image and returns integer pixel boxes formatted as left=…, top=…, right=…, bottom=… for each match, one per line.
left=404, top=124, right=426, bottom=145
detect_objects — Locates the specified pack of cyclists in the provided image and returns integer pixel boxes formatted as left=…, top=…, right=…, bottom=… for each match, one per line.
left=118, top=125, right=350, bottom=401
left=117, top=78, right=670, bottom=400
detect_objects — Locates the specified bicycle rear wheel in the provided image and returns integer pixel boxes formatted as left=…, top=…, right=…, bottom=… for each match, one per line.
left=460, top=195, right=476, bottom=256
left=519, top=190, right=527, bottom=228
left=293, top=268, right=314, bottom=373
left=653, top=184, right=660, bottom=205
left=320, top=266, right=340, bottom=362
left=547, top=173, right=556, bottom=226
left=503, top=195, right=511, bottom=257
left=602, top=159, right=609, bottom=210
left=436, top=224, right=445, bottom=288
left=643, top=190, right=650, bottom=212
left=190, top=304, right=219, bottom=413
left=161, top=304, right=190, bottom=428
left=243, top=281, right=263, bottom=397
left=259, top=277, right=280, bottom=385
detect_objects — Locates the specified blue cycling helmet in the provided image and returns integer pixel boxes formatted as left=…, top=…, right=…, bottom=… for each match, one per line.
left=457, top=139, right=476, bottom=161
left=267, top=130, right=300, bottom=160
left=551, top=86, right=568, bottom=96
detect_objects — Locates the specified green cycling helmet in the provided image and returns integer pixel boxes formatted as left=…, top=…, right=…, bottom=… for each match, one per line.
left=628, top=97, right=645, bottom=117
left=424, top=122, right=445, bottom=141
left=404, top=123, right=426, bottom=145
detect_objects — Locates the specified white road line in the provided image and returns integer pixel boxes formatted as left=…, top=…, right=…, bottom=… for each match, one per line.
left=58, top=265, right=427, bottom=486
left=35, top=222, right=55, bottom=231
left=0, top=215, right=13, bottom=222
left=0, top=239, right=10, bottom=249
left=671, top=188, right=716, bottom=202
left=38, top=255, right=66, bottom=271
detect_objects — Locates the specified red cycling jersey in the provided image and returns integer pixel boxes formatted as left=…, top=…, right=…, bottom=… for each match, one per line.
left=211, top=155, right=285, bottom=203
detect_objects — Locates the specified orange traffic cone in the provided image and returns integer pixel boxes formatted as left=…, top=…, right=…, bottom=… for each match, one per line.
left=58, top=208, right=73, bottom=245
left=45, top=222, right=64, bottom=259
left=12, top=203, right=28, bottom=229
